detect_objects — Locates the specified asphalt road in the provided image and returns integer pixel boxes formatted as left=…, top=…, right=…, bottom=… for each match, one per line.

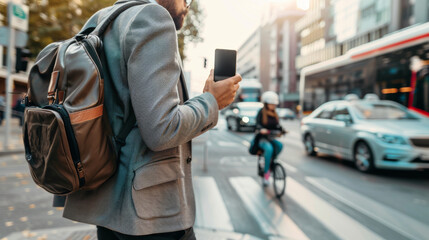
left=1, top=115, right=428, bottom=240
left=191, top=116, right=429, bottom=240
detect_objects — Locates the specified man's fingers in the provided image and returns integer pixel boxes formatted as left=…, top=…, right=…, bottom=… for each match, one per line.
left=233, top=84, right=240, bottom=92
left=207, top=69, right=215, bottom=82
left=232, top=74, right=242, bottom=84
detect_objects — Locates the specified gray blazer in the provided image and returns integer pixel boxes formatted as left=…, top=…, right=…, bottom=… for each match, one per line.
left=62, top=1, right=219, bottom=235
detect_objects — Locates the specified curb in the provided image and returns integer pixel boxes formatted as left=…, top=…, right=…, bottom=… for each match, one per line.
left=0, top=148, right=25, bottom=157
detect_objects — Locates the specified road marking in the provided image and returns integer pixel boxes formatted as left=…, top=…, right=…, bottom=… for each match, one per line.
left=281, top=163, right=297, bottom=173
left=220, top=156, right=255, bottom=166
left=306, top=177, right=429, bottom=240
left=242, top=140, right=250, bottom=147
left=230, top=177, right=309, bottom=240
left=218, top=141, right=243, bottom=147
left=194, top=176, right=234, bottom=232
left=287, top=178, right=384, bottom=240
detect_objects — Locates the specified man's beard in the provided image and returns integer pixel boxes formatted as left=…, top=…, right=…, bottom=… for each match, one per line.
left=158, top=0, right=188, bottom=30
left=172, top=13, right=186, bottom=30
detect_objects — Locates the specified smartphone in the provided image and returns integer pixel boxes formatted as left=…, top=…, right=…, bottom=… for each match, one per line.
left=214, top=49, right=237, bottom=82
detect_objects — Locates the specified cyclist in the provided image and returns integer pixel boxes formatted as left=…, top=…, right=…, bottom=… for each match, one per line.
left=254, top=91, right=285, bottom=186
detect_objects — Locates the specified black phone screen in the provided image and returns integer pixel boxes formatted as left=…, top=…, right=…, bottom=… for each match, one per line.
left=214, top=49, right=237, bottom=82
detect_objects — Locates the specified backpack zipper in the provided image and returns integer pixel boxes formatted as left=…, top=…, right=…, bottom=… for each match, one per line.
left=44, top=104, right=85, bottom=187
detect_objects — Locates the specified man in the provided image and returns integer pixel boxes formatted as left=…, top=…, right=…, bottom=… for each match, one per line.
left=61, top=0, right=241, bottom=239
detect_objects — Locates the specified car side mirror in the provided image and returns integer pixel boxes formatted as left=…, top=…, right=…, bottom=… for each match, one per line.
left=334, top=114, right=353, bottom=126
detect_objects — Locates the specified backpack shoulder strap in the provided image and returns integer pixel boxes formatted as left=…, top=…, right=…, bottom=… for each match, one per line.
left=115, top=113, right=136, bottom=147
left=91, top=1, right=147, bottom=147
left=92, top=1, right=148, bottom=37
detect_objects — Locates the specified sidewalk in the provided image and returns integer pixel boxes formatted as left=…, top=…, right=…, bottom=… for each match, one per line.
left=0, top=119, right=25, bottom=156
left=3, top=225, right=264, bottom=240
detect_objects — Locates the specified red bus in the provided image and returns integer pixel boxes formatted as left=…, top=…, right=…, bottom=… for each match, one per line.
left=299, top=22, right=429, bottom=117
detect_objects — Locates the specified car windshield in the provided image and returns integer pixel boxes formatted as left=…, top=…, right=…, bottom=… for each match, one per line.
left=239, top=107, right=261, bottom=111
left=236, top=104, right=262, bottom=116
left=242, top=88, right=260, bottom=94
left=353, top=102, right=419, bottom=120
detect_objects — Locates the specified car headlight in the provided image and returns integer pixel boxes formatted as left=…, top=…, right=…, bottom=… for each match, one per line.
left=242, top=116, right=250, bottom=123
left=376, top=133, right=407, bottom=145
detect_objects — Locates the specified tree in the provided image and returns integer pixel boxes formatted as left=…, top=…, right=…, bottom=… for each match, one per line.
left=26, top=0, right=83, bottom=56
left=25, top=0, right=203, bottom=61
left=178, top=0, right=204, bottom=61
left=78, top=0, right=115, bottom=27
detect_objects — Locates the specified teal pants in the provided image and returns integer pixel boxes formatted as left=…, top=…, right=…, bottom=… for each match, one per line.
left=258, top=139, right=283, bottom=173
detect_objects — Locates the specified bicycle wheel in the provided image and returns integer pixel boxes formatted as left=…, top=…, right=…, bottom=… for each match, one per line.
left=273, top=163, right=286, bottom=198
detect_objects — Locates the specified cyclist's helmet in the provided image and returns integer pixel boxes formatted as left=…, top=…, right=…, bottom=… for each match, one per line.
left=261, top=91, right=279, bottom=105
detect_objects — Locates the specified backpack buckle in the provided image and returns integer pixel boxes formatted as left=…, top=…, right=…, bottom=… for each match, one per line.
left=47, top=94, right=55, bottom=105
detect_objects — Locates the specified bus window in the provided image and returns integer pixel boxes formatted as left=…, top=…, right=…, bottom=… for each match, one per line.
left=239, top=88, right=261, bottom=102
left=413, top=65, right=429, bottom=113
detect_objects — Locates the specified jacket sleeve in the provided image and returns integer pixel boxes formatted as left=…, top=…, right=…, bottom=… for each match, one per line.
left=123, top=5, right=218, bottom=152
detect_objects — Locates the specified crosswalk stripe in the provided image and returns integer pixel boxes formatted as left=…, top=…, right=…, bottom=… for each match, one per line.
left=281, top=163, right=297, bottom=173
left=194, top=177, right=234, bottom=232
left=218, top=141, right=243, bottom=147
left=287, top=177, right=384, bottom=240
left=229, top=177, right=309, bottom=240
left=306, top=177, right=429, bottom=240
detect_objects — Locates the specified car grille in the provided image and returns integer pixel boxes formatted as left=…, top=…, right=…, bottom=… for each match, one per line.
left=410, top=138, right=429, bottom=148
left=411, top=157, right=429, bottom=163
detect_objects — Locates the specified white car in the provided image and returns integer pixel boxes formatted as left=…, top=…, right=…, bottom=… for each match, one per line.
left=301, top=98, right=429, bottom=172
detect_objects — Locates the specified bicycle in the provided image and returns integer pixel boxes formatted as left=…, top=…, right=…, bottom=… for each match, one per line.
left=255, top=130, right=287, bottom=198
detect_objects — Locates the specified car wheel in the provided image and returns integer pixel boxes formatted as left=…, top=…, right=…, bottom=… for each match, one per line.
left=226, top=118, right=232, bottom=130
left=354, top=141, right=374, bottom=173
left=236, top=119, right=243, bottom=132
left=227, top=118, right=238, bottom=131
left=304, top=134, right=317, bottom=156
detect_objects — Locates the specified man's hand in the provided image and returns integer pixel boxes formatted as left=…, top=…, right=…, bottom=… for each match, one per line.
left=259, top=128, right=269, bottom=135
left=203, top=69, right=242, bottom=109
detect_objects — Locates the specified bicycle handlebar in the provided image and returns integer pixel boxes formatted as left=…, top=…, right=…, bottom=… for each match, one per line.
left=255, top=129, right=287, bottom=136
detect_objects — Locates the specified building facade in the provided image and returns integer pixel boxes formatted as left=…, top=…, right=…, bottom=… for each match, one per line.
left=237, top=1, right=304, bottom=108
left=237, top=28, right=260, bottom=80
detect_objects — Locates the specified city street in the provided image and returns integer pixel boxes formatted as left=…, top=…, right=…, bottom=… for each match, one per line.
left=1, top=115, right=429, bottom=240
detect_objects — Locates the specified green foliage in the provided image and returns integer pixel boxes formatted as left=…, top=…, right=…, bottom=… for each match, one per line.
left=0, top=3, right=7, bottom=27
left=26, top=0, right=83, bottom=56
left=25, top=0, right=203, bottom=61
left=178, top=0, right=204, bottom=61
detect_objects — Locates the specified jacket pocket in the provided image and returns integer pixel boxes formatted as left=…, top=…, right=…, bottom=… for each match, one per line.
left=132, top=159, right=184, bottom=220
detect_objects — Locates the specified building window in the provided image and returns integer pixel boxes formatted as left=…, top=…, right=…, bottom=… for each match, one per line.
left=301, top=28, right=311, bottom=38
left=362, top=5, right=375, bottom=18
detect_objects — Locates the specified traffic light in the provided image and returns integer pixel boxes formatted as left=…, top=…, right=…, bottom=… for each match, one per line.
left=203, top=57, right=207, bottom=68
left=15, top=48, right=31, bottom=73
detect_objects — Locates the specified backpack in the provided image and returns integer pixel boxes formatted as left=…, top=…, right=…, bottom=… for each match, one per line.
left=23, top=1, right=145, bottom=195
left=248, top=134, right=261, bottom=155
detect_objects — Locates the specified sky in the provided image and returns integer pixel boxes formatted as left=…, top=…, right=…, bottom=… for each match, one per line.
left=184, top=0, right=265, bottom=94
left=184, top=0, right=309, bottom=95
